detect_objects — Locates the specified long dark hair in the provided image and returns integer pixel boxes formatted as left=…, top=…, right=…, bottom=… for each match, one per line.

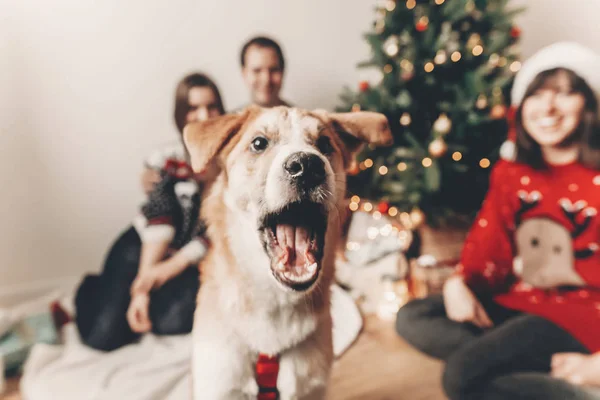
left=173, top=73, right=226, bottom=134
left=514, top=67, right=600, bottom=170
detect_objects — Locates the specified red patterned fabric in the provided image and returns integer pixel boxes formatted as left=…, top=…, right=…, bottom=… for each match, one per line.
left=459, top=160, right=600, bottom=351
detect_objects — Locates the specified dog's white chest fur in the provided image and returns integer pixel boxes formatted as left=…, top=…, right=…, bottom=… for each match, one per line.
left=191, top=210, right=332, bottom=400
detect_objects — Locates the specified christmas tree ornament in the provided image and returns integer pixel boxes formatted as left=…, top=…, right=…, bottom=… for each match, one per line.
left=410, top=208, right=425, bottom=228
left=378, top=201, right=390, bottom=214
left=428, top=138, right=448, bottom=158
left=400, top=112, right=412, bottom=126
left=511, top=26, right=521, bottom=39
left=385, top=0, right=396, bottom=12
left=400, top=59, right=413, bottom=69
left=359, top=81, right=370, bottom=92
left=510, top=61, right=522, bottom=73
left=401, top=70, right=414, bottom=81
left=490, top=104, right=507, bottom=119
left=476, top=94, right=488, bottom=109
left=400, top=59, right=415, bottom=81
left=479, top=158, right=491, bottom=168
left=351, top=103, right=361, bottom=112
left=337, top=0, right=523, bottom=226
left=415, top=16, right=429, bottom=32
left=433, top=113, right=452, bottom=134
left=383, top=35, right=400, bottom=57
left=488, top=53, right=500, bottom=67
left=434, top=50, right=447, bottom=64
left=467, top=33, right=481, bottom=50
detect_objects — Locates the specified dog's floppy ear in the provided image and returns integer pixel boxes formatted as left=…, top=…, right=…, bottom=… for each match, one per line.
left=328, top=111, right=393, bottom=152
left=314, top=110, right=393, bottom=167
left=183, top=109, right=253, bottom=172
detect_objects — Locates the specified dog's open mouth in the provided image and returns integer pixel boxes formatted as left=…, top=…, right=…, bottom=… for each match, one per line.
left=259, top=202, right=327, bottom=291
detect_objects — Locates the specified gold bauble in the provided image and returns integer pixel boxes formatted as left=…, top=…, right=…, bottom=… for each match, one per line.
left=428, top=138, right=448, bottom=158
left=433, top=113, right=452, bottom=134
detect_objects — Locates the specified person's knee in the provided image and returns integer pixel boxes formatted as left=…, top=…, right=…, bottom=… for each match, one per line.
left=443, top=351, right=480, bottom=400
left=395, top=296, right=441, bottom=341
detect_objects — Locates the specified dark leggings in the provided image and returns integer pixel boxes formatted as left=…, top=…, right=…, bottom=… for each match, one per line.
left=396, top=295, right=594, bottom=400
left=75, top=226, right=199, bottom=351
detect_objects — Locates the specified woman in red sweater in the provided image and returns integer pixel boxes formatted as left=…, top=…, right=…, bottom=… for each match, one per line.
left=396, top=42, right=600, bottom=400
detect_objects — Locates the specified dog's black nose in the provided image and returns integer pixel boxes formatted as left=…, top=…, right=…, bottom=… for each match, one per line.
left=284, top=152, right=326, bottom=190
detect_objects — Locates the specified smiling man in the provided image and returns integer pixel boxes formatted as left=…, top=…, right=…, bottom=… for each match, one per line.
left=239, top=36, right=292, bottom=109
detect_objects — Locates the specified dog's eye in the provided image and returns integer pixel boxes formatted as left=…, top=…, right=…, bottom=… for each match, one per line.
left=317, top=136, right=334, bottom=156
left=250, top=136, right=269, bottom=153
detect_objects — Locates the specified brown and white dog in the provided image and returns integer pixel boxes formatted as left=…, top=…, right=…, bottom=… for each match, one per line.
left=183, top=106, right=392, bottom=400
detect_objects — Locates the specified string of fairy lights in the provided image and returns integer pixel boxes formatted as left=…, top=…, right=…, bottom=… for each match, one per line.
left=347, top=0, right=522, bottom=229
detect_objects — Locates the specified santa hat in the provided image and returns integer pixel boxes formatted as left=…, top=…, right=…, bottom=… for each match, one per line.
left=500, top=41, right=600, bottom=161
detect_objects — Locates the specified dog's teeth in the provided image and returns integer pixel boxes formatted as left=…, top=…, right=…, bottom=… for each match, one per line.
left=276, top=261, right=286, bottom=272
left=307, top=262, right=317, bottom=272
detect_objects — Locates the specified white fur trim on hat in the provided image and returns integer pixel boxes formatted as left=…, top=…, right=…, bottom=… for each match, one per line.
left=511, top=41, right=600, bottom=106
left=500, top=139, right=517, bottom=161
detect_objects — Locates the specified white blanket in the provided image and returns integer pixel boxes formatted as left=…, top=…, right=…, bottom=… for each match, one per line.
left=20, top=285, right=362, bottom=400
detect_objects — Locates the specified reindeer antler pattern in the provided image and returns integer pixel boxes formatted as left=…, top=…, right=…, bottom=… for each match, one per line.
left=514, top=193, right=598, bottom=260
left=515, top=190, right=542, bottom=226
left=559, top=198, right=598, bottom=259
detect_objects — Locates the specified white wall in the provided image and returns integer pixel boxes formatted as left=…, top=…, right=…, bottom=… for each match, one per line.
left=513, top=0, right=600, bottom=57
left=0, top=0, right=375, bottom=297
left=1, top=0, right=599, bottom=298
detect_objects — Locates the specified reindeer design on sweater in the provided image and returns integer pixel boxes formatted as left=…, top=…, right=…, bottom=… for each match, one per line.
left=513, top=190, right=598, bottom=289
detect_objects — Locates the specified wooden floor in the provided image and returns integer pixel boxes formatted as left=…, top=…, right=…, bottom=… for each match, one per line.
left=2, top=315, right=445, bottom=400
left=2, top=225, right=462, bottom=399
left=328, top=315, right=446, bottom=400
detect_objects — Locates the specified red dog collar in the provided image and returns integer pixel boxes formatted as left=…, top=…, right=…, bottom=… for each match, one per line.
left=255, top=353, right=279, bottom=400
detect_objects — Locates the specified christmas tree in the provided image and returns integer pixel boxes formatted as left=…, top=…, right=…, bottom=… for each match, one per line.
left=338, top=0, right=524, bottom=228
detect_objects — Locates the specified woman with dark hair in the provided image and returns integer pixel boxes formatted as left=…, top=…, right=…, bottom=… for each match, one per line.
left=141, top=72, right=226, bottom=192
left=396, top=42, right=600, bottom=399
left=74, top=73, right=225, bottom=351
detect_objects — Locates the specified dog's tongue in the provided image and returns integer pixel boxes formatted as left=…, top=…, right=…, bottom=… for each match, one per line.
left=275, top=224, right=314, bottom=268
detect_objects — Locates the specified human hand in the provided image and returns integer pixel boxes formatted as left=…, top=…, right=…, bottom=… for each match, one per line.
left=127, top=293, right=151, bottom=333
left=552, top=352, right=600, bottom=387
left=443, top=275, right=493, bottom=329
